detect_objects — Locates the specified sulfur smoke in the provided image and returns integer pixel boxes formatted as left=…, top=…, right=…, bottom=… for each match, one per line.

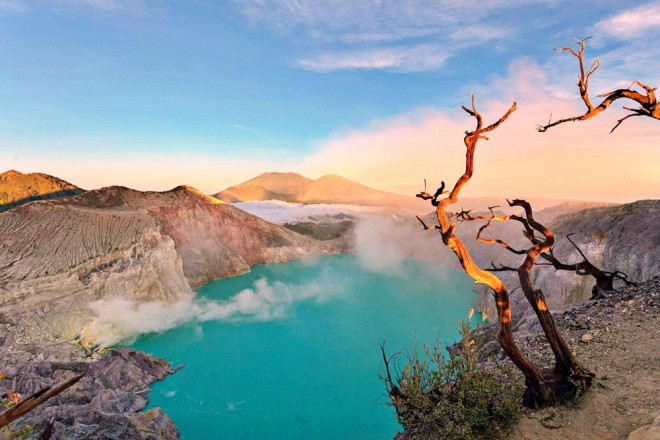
left=85, top=275, right=346, bottom=347
left=84, top=205, right=469, bottom=348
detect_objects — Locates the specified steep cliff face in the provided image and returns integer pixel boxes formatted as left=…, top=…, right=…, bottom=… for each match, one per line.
left=473, top=200, right=659, bottom=327
left=0, top=203, right=190, bottom=345
left=535, top=199, right=659, bottom=306
left=0, top=170, right=84, bottom=212
left=146, top=186, right=343, bottom=288
left=0, top=185, right=344, bottom=341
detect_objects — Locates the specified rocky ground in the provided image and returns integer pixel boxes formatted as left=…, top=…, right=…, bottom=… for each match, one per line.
left=508, top=277, right=660, bottom=439
left=0, top=348, right=180, bottom=439
left=2, top=277, right=658, bottom=440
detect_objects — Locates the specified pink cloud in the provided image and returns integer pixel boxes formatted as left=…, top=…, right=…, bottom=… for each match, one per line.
left=301, top=58, right=660, bottom=203
left=14, top=57, right=658, bottom=204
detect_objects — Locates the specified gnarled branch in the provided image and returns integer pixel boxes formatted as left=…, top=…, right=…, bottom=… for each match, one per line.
left=417, top=97, right=556, bottom=403
left=538, top=233, right=637, bottom=295
left=476, top=221, right=526, bottom=255
left=537, top=38, right=659, bottom=133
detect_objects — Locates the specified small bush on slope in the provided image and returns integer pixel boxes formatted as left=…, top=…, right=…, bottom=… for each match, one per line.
left=383, top=318, right=523, bottom=440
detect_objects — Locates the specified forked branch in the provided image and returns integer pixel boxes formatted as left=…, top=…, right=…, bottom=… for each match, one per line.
left=537, top=38, right=659, bottom=133
left=416, top=98, right=558, bottom=405
left=540, top=233, right=637, bottom=294
left=466, top=205, right=637, bottom=293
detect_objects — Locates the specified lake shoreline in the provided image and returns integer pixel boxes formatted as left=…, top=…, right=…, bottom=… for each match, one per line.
left=129, top=255, right=476, bottom=439
left=1, top=254, right=475, bottom=439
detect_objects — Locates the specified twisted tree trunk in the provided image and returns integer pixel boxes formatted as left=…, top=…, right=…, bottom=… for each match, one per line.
left=417, top=96, right=593, bottom=406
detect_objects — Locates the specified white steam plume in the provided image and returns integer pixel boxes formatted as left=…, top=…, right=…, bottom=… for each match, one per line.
left=85, top=276, right=344, bottom=347
left=353, top=213, right=454, bottom=273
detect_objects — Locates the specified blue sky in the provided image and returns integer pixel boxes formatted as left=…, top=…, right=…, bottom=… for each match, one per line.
left=2, top=0, right=659, bottom=201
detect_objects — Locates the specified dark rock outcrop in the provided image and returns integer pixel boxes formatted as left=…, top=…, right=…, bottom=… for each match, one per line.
left=0, top=348, right=180, bottom=439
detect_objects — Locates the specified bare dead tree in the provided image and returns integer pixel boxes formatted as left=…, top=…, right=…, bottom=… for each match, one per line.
left=453, top=206, right=637, bottom=297
left=414, top=95, right=594, bottom=407
left=536, top=233, right=637, bottom=298
left=537, top=38, right=659, bottom=133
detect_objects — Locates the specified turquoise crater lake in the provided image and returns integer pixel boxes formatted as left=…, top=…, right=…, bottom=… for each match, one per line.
left=129, top=254, right=476, bottom=439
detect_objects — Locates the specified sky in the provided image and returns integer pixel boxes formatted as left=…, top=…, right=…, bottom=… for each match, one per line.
left=1, top=0, right=660, bottom=202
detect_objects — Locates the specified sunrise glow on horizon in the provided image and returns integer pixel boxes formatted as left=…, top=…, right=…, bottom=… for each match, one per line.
left=2, top=1, right=659, bottom=203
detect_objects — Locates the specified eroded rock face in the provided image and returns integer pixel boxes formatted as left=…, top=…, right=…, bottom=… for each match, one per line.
left=0, top=185, right=345, bottom=344
left=539, top=200, right=660, bottom=304
left=0, top=348, right=180, bottom=440
left=472, top=200, right=660, bottom=325
left=148, top=186, right=344, bottom=288
left=0, top=202, right=194, bottom=343
left=508, top=199, right=660, bottom=324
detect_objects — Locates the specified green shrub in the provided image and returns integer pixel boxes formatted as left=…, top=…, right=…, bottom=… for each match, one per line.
left=383, top=319, right=523, bottom=440
left=1, top=424, right=33, bottom=440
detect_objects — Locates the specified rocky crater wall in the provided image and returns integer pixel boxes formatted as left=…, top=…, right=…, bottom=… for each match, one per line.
left=0, top=186, right=344, bottom=345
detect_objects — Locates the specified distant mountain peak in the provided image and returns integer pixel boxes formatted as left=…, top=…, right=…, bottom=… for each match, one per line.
left=316, top=174, right=349, bottom=181
left=0, top=170, right=84, bottom=212
left=212, top=171, right=421, bottom=213
left=169, top=185, right=225, bottom=204
left=258, top=171, right=304, bottom=178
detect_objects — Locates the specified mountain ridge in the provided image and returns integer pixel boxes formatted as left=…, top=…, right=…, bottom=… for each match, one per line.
left=0, top=183, right=344, bottom=345
left=0, top=169, right=84, bottom=212
left=215, top=172, right=611, bottom=216
left=213, top=172, right=428, bottom=215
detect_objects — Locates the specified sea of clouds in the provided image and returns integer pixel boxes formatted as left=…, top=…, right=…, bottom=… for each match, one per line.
left=232, top=200, right=379, bottom=224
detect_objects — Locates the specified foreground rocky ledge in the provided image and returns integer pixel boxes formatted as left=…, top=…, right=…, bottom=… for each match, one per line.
left=392, top=278, right=660, bottom=439
left=486, top=278, right=660, bottom=439
left=0, top=348, right=180, bottom=439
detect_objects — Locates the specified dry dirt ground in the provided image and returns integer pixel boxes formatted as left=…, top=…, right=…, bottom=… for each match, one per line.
left=512, top=279, right=660, bottom=439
